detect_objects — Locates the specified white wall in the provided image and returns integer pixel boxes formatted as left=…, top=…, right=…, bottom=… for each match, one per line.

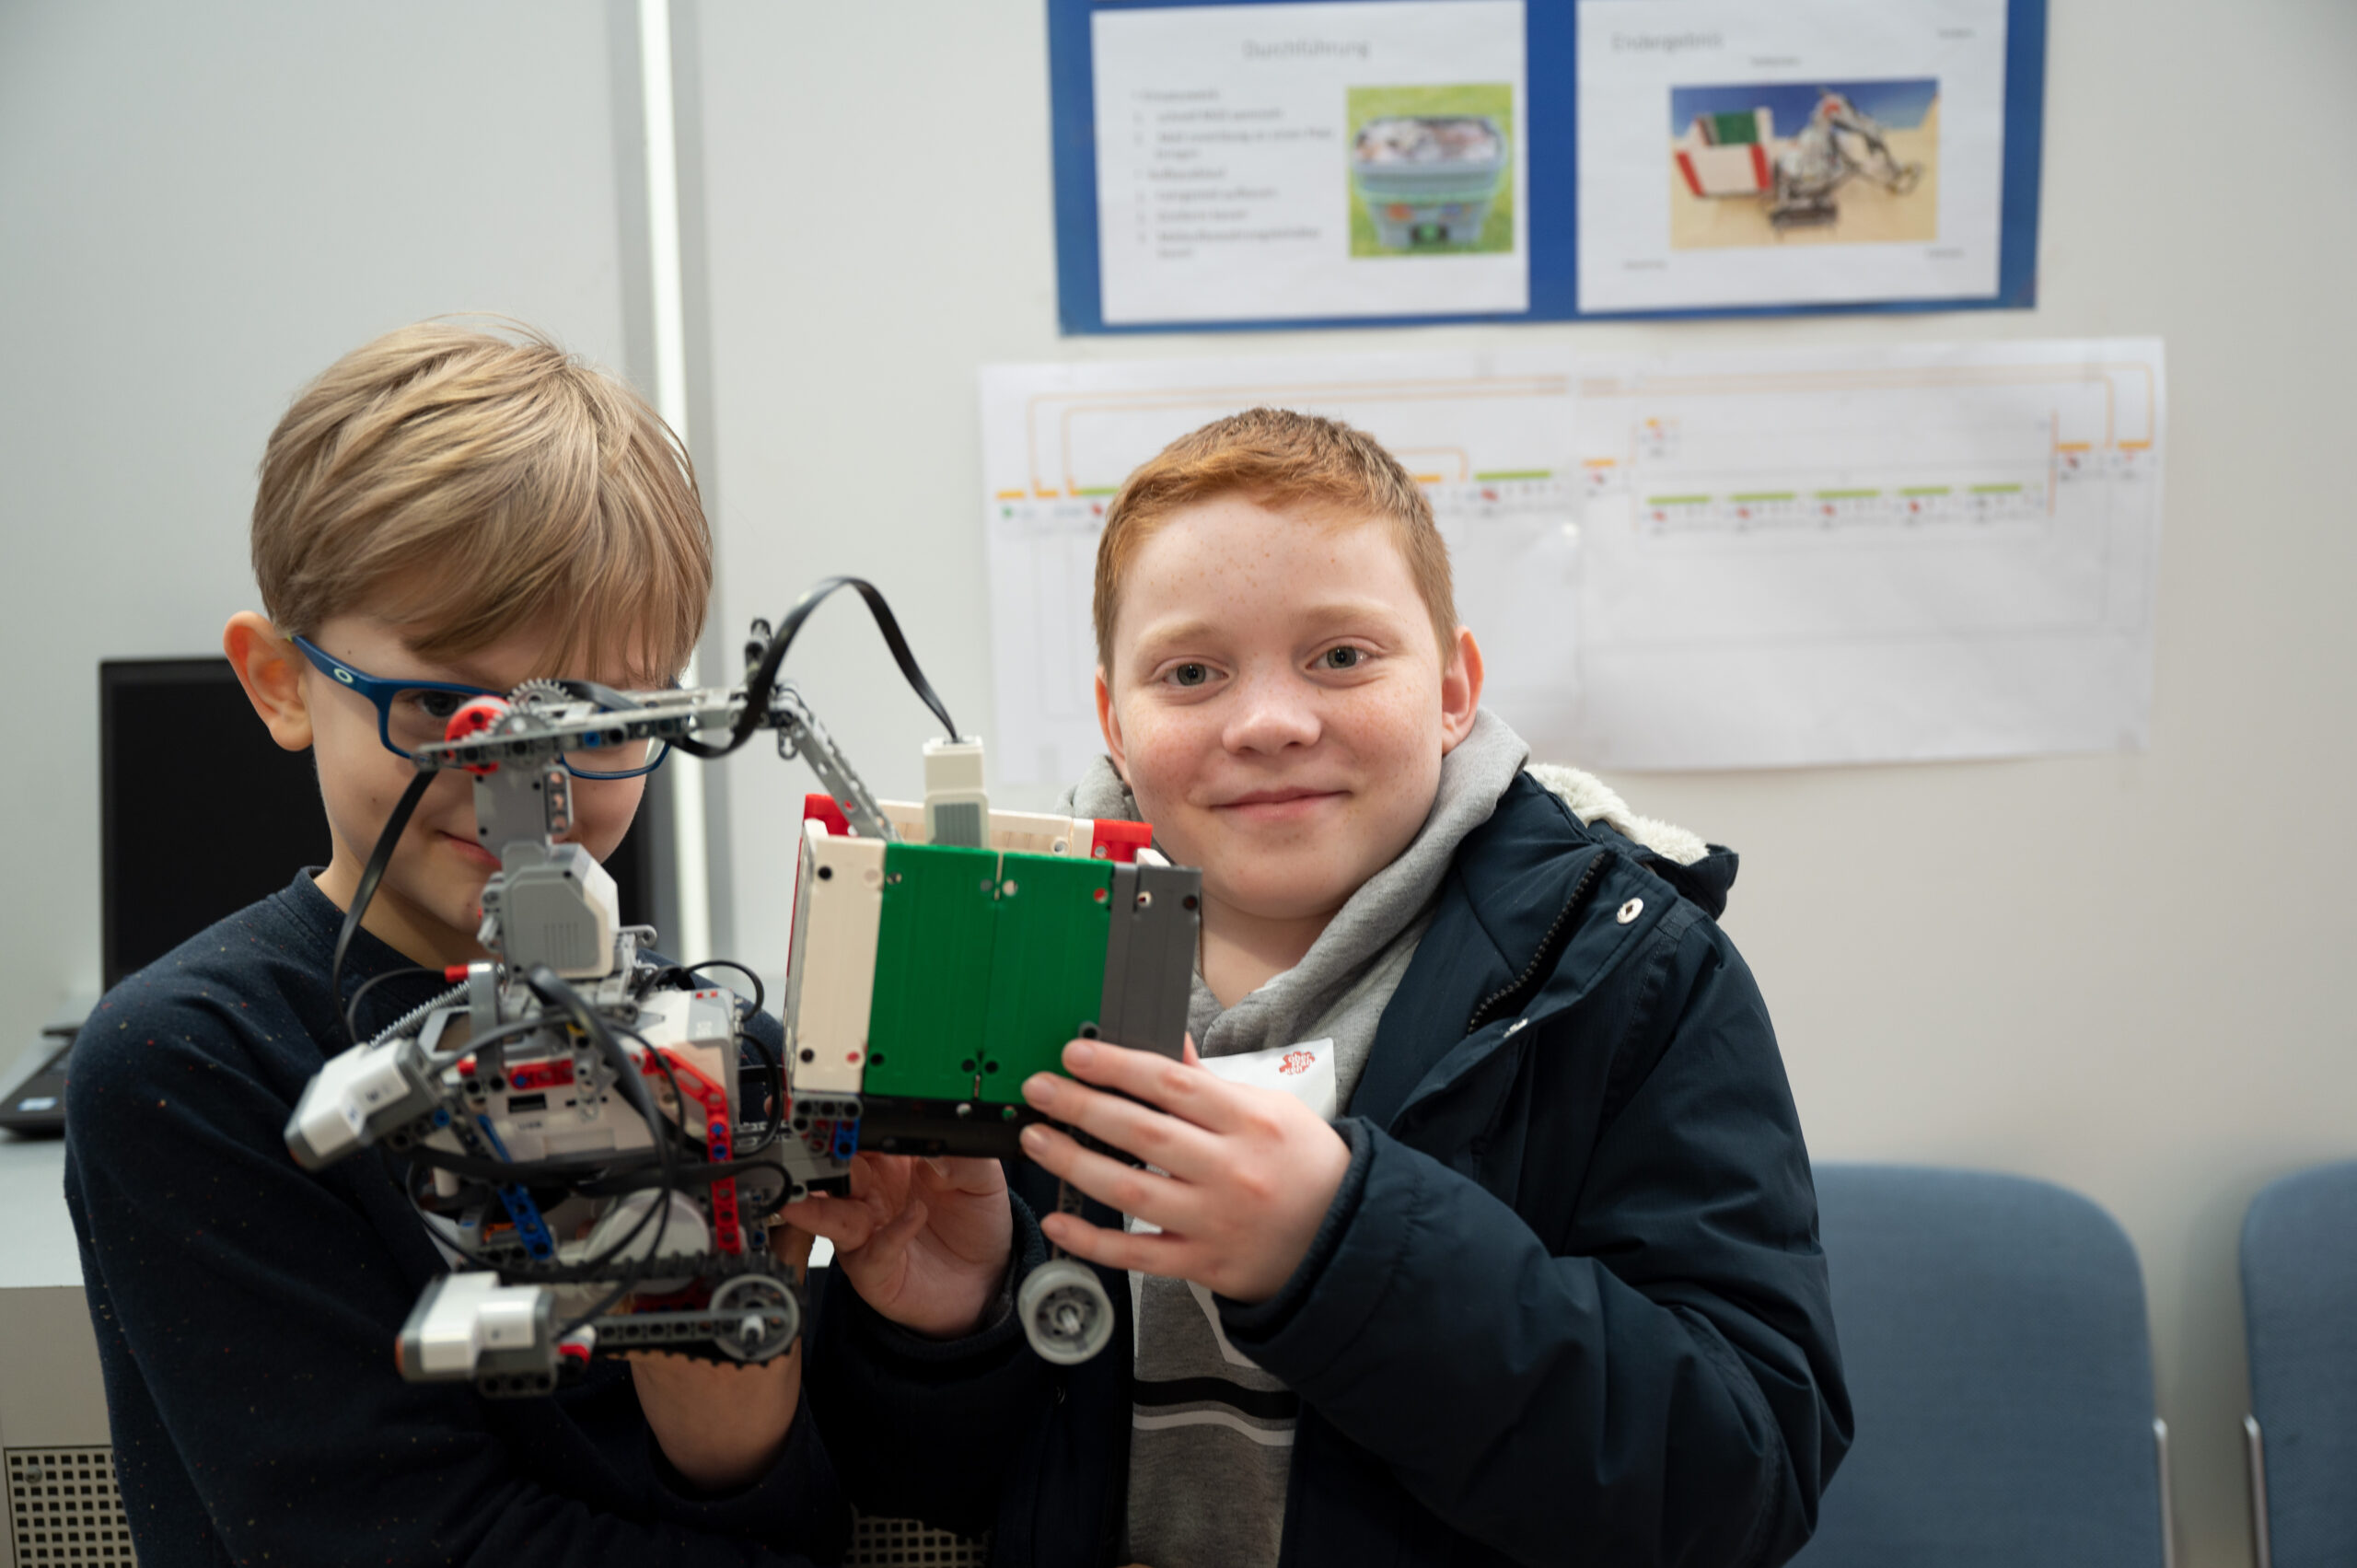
left=0, top=0, right=645, bottom=1006
left=3, top=2, right=2351, bottom=1564
left=691, top=3, right=2354, bottom=1565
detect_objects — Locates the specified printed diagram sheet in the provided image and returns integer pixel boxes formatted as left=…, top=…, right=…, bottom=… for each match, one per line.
left=1576, top=0, right=2008, bottom=314
left=1091, top=1, right=1528, bottom=324
left=979, top=354, right=1581, bottom=785
left=1573, top=340, right=2165, bottom=769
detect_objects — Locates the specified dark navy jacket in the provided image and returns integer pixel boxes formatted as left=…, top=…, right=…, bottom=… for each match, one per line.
left=811, top=773, right=1851, bottom=1567
left=64, top=872, right=848, bottom=1567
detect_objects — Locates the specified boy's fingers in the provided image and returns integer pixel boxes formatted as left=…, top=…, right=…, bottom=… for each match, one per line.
left=1038, top=1209, right=1190, bottom=1277
left=770, top=1223, right=818, bottom=1277
left=1020, top=1072, right=1225, bottom=1182
left=784, top=1192, right=877, bottom=1249
left=1018, top=1122, right=1199, bottom=1236
left=875, top=1194, right=932, bottom=1253
left=1057, top=1039, right=1245, bottom=1132
left=919, top=1155, right=1009, bottom=1196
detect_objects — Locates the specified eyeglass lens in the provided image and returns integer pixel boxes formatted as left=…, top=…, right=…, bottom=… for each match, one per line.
left=386, top=689, right=665, bottom=777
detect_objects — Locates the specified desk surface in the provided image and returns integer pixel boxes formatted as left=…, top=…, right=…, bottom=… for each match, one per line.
left=0, top=1133, right=81, bottom=1291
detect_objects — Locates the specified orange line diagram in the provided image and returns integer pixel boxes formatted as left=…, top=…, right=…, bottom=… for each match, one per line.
left=1393, top=447, right=1473, bottom=482
left=1019, top=376, right=1572, bottom=498
left=1585, top=361, right=2159, bottom=456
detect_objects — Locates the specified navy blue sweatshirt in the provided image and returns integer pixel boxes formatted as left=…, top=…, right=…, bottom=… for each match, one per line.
left=64, top=871, right=849, bottom=1567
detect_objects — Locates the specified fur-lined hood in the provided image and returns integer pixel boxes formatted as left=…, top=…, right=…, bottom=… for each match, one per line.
left=1524, top=762, right=1736, bottom=920
left=1523, top=763, right=1710, bottom=866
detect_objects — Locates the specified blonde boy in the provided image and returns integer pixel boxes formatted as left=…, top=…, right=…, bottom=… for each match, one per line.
left=804, top=410, right=1850, bottom=1568
left=64, top=322, right=844, bottom=1567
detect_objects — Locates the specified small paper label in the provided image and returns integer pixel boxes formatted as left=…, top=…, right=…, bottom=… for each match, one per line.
left=1199, top=1037, right=1337, bottom=1121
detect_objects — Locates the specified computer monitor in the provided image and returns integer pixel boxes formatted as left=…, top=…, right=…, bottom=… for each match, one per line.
left=99, top=658, right=661, bottom=991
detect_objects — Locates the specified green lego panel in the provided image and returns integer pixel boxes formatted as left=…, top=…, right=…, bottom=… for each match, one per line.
left=864, top=842, right=999, bottom=1100
left=979, top=853, right=1114, bottom=1103
left=1709, top=110, right=1761, bottom=145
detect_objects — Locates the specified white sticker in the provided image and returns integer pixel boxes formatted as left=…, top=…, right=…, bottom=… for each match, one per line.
left=1199, top=1036, right=1337, bottom=1121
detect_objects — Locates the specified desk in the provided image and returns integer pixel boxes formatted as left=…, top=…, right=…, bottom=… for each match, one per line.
left=0, top=1134, right=80, bottom=1292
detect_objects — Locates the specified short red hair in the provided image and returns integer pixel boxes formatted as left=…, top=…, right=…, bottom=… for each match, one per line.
left=1091, top=408, right=1458, bottom=672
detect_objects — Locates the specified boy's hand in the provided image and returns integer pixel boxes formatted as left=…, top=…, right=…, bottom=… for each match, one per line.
left=1017, top=1039, right=1351, bottom=1305
left=630, top=1225, right=811, bottom=1494
left=790, top=1153, right=1012, bottom=1339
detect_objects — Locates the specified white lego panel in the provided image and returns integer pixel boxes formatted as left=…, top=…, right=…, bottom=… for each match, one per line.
left=987, top=810, right=1091, bottom=857
left=411, top=1273, right=508, bottom=1376
left=632, top=989, right=741, bottom=1143
left=482, top=1091, right=654, bottom=1164
left=878, top=800, right=1092, bottom=856
left=785, top=824, right=885, bottom=1094
left=1680, top=140, right=1770, bottom=197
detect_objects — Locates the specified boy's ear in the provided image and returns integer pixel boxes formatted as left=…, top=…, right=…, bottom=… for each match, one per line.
left=223, top=611, right=315, bottom=752
left=1437, top=626, right=1485, bottom=756
left=1093, top=667, right=1132, bottom=786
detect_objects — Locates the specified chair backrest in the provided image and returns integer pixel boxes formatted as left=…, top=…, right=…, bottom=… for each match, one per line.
left=1793, top=1164, right=2165, bottom=1568
left=2241, top=1161, right=2357, bottom=1568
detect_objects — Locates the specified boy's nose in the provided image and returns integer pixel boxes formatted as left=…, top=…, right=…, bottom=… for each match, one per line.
left=1220, top=672, right=1321, bottom=754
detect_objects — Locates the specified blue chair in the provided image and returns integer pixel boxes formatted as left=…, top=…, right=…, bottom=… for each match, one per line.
left=2240, top=1161, right=2357, bottom=1568
left=1793, top=1165, right=2174, bottom=1568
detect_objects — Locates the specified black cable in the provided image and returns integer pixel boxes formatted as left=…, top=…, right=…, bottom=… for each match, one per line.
left=343, top=966, right=439, bottom=1044
left=638, top=960, right=783, bottom=1157
left=330, top=769, right=438, bottom=1050
left=420, top=1012, right=579, bottom=1065
left=674, top=958, right=766, bottom=1017
left=437, top=969, right=685, bottom=1302
left=404, top=1144, right=781, bottom=1189
left=673, top=576, right=959, bottom=759
left=519, top=979, right=679, bottom=1337
left=736, top=1027, right=784, bottom=1156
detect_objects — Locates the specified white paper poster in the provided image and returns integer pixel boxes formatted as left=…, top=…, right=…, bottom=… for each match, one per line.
left=1571, top=340, right=2165, bottom=768
left=978, top=352, right=1581, bottom=784
left=1092, top=1, right=1529, bottom=324
left=1576, top=0, right=2008, bottom=314
left=976, top=340, right=2165, bottom=781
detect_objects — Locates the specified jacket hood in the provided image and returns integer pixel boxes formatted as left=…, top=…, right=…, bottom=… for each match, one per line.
left=1523, top=761, right=1737, bottom=920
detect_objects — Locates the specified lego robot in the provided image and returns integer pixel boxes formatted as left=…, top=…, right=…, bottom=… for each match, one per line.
left=284, top=578, right=1197, bottom=1392
left=1770, top=88, right=1924, bottom=232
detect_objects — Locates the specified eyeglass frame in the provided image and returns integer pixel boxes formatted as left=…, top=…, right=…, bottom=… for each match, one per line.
left=288, top=633, right=671, bottom=781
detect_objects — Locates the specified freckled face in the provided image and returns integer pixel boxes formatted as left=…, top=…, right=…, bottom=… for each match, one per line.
left=1098, top=494, right=1469, bottom=924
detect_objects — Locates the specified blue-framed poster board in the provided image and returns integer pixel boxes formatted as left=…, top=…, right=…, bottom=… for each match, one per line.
left=1049, top=0, right=2046, bottom=332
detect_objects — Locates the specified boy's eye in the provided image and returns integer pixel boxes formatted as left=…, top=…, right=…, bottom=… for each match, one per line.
left=1318, top=646, right=1364, bottom=670
left=405, top=690, right=470, bottom=721
left=1168, top=663, right=1213, bottom=689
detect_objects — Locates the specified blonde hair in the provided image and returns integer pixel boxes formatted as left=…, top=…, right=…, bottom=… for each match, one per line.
left=252, top=319, right=709, bottom=679
left=1092, top=408, right=1458, bottom=672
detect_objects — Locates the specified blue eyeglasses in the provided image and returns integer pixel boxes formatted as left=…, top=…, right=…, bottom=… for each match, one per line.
left=291, top=634, right=670, bottom=780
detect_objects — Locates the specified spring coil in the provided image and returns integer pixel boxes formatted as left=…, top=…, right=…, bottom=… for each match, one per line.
left=370, top=983, right=470, bottom=1048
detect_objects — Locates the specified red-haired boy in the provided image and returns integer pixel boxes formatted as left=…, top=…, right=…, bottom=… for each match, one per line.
left=801, top=409, right=1850, bottom=1567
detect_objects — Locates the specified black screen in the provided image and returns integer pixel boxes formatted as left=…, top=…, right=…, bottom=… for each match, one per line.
left=99, top=659, right=657, bottom=989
